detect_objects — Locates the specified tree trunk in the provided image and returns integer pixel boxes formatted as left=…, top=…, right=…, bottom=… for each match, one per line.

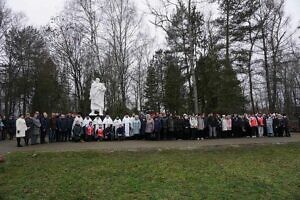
left=188, top=0, right=199, bottom=114
left=262, top=28, right=272, bottom=111
left=225, top=0, right=230, bottom=70
left=270, top=53, right=277, bottom=112
left=248, top=57, right=255, bottom=114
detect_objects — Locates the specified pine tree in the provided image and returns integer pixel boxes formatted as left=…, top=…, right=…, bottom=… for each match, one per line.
left=164, top=61, right=183, bottom=114
left=218, top=67, right=245, bottom=113
left=165, top=1, right=204, bottom=113
left=214, top=0, right=246, bottom=113
left=32, top=58, right=70, bottom=113
left=144, top=64, right=159, bottom=112
left=196, top=51, right=222, bottom=113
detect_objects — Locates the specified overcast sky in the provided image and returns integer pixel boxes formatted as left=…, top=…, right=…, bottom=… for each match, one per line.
left=6, top=0, right=300, bottom=43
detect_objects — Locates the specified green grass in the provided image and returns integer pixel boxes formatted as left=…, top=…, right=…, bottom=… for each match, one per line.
left=0, top=143, right=300, bottom=200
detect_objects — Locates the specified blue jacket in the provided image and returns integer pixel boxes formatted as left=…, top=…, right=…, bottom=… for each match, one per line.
left=131, top=119, right=141, bottom=135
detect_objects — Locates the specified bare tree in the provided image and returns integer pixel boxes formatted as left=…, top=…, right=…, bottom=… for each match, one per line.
left=131, top=35, right=153, bottom=111
left=257, top=0, right=297, bottom=112
left=45, top=4, right=91, bottom=111
left=101, top=0, right=145, bottom=108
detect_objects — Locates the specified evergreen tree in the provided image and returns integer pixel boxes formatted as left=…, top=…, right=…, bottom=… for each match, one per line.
left=165, top=1, right=204, bottom=113
left=196, top=51, right=222, bottom=113
left=32, top=58, right=70, bottom=113
left=214, top=0, right=246, bottom=113
left=164, top=61, right=183, bottom=114
left=218, top=67, right=245, bottom=113
left=144, top=64, right=159, bottom=112
left=4, top=26, right=45, bottom=114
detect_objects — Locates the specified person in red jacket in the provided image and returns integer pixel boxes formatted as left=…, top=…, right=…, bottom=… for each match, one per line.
left=85, top=122, right=94, bottom=142
left=249, top=114, right=258, bottom=138
left=95, top=125, right=104, bottom=141
left=257, top=114, right=264, bottom=137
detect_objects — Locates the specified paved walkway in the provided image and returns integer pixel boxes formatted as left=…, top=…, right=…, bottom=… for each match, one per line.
left=0, top=133, right=299, bottom=154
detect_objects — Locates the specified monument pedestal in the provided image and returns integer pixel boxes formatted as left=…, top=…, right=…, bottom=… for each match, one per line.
left=89, top=112, right=105, bottom=121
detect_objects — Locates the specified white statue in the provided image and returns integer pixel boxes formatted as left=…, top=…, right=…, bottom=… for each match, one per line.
left=90, top=78, right=106, bottom=116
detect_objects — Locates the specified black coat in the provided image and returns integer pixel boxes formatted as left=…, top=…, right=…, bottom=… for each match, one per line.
left=57, top=118, right=68, bottom=132
left=73, top=124, right=83, bottom=137
left=41, top=117, right=50, bottom=131
left=167, top=117, right=175, bottom=132
left=175, top=118, right=184, bottom=132
left=183, top=118, right=190, bottom=129
left=232, top=117, right=239, bottom=128
left=2, top=118, right=8, bottom=130
left=161, top=117, right=168, bottom=130
left=154, top=117, right=162, bottom=132
left=66, top=117, right=74, bottom=131
left=207, top=116, right=218, bottom=127
left=282, top=117, right=289, bottom=128
left=7, top=118, right=16, bottom=129
left=140, top=117, right=147, bottom=134
left=25, top=117, right=34, bottom=134
left=273, top=118, right=279, bottom=128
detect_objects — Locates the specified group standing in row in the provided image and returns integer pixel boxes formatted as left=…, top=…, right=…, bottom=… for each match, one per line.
left=0, top=112, right=291, bottom=147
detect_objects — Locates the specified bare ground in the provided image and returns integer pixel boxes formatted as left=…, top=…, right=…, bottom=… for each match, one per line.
left=0, top=133, right=299, bottom=154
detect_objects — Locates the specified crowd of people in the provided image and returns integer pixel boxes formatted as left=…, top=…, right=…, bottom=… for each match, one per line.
left=0, top=111, right=291, bottom=147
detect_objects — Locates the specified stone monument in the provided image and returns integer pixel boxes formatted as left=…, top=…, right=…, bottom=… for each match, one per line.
left=90, top=78, right=106, bottom=116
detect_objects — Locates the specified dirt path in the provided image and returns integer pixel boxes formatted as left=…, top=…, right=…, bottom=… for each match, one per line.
left=0, top=133, right=299, bottom=154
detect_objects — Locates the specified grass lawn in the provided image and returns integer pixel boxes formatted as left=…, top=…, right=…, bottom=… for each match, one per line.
left=0, top=143, right=300, bottom=200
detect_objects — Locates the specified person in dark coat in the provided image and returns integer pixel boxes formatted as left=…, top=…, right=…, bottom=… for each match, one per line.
left=167, top=114, right=175, bottom=139
left=139, top=114, right=147, bottom=140
left=40, top=112, right=50, bottom=144
left=57, top=114, right=68, bottom=142
left=282, top=114, right=290, bottom=137
left=273, top=115, right=279, bottom=137
left=1, top=115, right=8, bottom=140
left=236, top=115, right=244, bottom=137
left=277, top=114, right=284, bottom=137
left=161, top=113, right=168, bottom=140
left=203, top=115, right=209, bottom=138
left=154, top=114, right=162, bottom=140
left=66, top=113, right=74, bottom=141
left=232, top=114, right=240, bottom=138
left=263, top=114, right=268, bottom=137
left=7, top=115, right=16, bottom=140
left=242, top=114, right=251, bottom=137
left=207, top=113, right=218, bottom=138
left=175, top=115, right=184, bottom=139
left=49, top=113, right=58, bottom=143
left=183, top=114, right=190, bottom=140
left=25, top=113, right=33, bottom=146
left=72, top=120, right=83, bottom=142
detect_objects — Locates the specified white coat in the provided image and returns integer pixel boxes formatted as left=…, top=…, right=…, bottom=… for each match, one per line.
left=83, top=117, right=92, bottom=127
left=226, top=118, right=232, bottom=131
left=122, top=116, right=131, bottom=137
left=93, top=117, right=103, bottom=131
left=16, top=118, right=27, bottom=138
left=189, top=117, right=198, bottom=128
left=113, top=119, right=123, bottom=134
left=113, top=119, right=122, bottom=129
left=72, top=116, right=83, bottom=129
left=221, top=118, right=228, bottom=131
left=103, top=117, right=113, bottom=129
